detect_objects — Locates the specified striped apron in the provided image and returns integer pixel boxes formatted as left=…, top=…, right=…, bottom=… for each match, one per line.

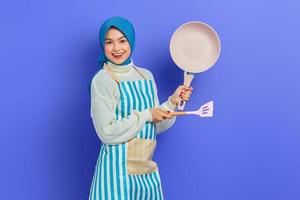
left=89, top=66, right=164, bottom=200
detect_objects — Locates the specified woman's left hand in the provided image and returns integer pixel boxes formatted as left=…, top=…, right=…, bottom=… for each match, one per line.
left=170, top=85, right=193, bottom=106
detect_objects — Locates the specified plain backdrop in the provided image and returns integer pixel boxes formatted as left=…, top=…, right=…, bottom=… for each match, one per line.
left=0, top=0, right=299, bottom=199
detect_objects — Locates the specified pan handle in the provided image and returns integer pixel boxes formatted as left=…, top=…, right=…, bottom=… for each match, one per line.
left=177, top=71, right=194, bottom=110
left=177, top=100, right=187, bottom=110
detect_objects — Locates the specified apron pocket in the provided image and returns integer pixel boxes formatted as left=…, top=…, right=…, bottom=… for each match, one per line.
left=127, top=137, right=157, bottom=175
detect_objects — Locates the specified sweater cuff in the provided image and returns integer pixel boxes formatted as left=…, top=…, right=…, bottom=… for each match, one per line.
left=166, top=96, right=177, bottom=111
left=142, top=109, right=153, bottom=122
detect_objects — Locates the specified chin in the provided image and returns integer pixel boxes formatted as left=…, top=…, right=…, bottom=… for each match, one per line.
left=108, top=59, right=122, bottom=65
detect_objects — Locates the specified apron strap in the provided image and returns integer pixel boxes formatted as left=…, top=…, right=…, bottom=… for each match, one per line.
left=132, top=65, right=147, bottom=80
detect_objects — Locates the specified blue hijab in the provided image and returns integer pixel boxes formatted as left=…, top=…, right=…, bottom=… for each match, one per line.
left=89, top=16, right=135, bottom=94
left=98, top=16, right=135, bottom=67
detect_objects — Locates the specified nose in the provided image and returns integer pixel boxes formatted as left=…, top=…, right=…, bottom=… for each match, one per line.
left=112, top=42, right=121, bottom=51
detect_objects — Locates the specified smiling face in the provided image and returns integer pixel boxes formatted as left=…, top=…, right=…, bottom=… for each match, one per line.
left=104, top=27, right=131, bottom=65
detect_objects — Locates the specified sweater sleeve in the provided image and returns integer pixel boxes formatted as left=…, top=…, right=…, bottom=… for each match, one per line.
left=90, top=71, right=153, bottom=144
left=146, top=70, right=177, bottom=135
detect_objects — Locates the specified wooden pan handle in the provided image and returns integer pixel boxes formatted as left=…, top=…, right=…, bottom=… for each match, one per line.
left=170, top=111, right=188, bottom=116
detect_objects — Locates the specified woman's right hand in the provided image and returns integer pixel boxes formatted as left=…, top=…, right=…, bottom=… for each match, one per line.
left=149, top=108, right=173, bottom=123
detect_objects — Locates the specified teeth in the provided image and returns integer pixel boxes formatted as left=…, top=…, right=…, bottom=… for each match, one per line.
left=112, top=53, right=123, bottom=56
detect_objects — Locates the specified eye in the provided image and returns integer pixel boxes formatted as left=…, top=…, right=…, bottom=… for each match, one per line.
left=105, top=41, right=112, bottom=45
left=120, top=39, right=127, bottom=44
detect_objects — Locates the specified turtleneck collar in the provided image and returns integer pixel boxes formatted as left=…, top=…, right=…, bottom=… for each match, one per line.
left=105, top=59, right=134, bottom=73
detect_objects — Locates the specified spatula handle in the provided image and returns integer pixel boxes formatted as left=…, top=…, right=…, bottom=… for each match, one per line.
left=170, top=111, right=188, bottom=116
left=177, top=71, right=194, bottom=110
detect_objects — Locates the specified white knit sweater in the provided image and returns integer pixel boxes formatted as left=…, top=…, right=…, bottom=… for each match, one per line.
left=90, top=60, right=177, bottom=144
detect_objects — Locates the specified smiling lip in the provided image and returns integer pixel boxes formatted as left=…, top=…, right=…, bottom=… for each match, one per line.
left=112, top=52, right=124, bottom=59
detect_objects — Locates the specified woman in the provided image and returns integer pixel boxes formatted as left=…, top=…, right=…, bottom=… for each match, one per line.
left=89, top=16, right=192, bottom=200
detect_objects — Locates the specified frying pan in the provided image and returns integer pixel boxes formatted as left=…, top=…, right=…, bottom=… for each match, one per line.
left=169, top=21, right=221, bottom=110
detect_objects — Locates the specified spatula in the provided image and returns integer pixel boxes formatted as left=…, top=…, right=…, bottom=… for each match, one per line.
left=170, top=101, right=214, bottom=117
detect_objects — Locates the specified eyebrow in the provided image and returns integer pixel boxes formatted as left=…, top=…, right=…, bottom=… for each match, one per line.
left=105, top=36, right=126, bottom=41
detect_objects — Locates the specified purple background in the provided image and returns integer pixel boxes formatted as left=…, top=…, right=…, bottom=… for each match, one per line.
left=1, top=0, right=300, bottom=199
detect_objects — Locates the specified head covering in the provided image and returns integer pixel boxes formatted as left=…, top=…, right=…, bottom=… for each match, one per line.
left=88, top=16, right=135, bottom=95
left=98, top=16, right=135, bottom=67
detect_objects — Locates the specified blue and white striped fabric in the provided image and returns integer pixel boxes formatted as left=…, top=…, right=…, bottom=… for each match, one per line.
left=89, top=79, right=164, bottom=200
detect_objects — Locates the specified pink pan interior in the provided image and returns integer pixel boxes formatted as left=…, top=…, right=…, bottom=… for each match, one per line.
left=170, top=21, right=221, bottom=73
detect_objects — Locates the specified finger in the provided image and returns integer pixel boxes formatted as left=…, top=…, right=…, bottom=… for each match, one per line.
left=180, top=89, right=192, bottom=95
left=180, top=93, right=190, bottom=99
left=161, top=112, right=172, bottom=119
left=157, top=111, right=171, bottom=120
left=181, top=85, right=193, bottom=90
left=162, top=114, right=171, bottom=120
left=184, top=91, right=192, bottom=95
left=181, top=91, right=191, bottom=96
left=178, top=86, right=192, bottom=93
left=159, top=109, right=170, bottom=114
left=181, top=95, right=190, bottom=100
left=179, top=93, right=184, bottom=100
left=165, top=111, right=173, bottom=119
left=183, top=88, right=193, bottom=92
left=165, top=114, right=173, bottom=119
left=182, top=93, right=191, bottom=98
left=182, top=97, right=190, bottom=101
left=179, top=91, right=185, bottom=97
left=157, top=117, right=164, bottom=122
